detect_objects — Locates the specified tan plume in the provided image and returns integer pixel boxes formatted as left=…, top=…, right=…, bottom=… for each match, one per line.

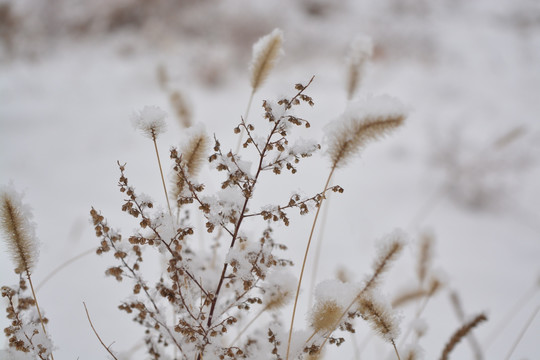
left=358, top=291, right=401, bottom=344
left=392, top=288, right=429, bottom=308
left=1, top=185, right=38, bottom=275
left=169, top=90, right=192, bottom=128
left=327, top=95, right=407, bottom=169
left=249, top=28, right=284, bottom=93
left=310, top=300, right=343, bottom=333
left=417, top=231, right=434, bottom=285
left=364, top=229, right=407, bottom=293
left=345, top=35, right=373, bottom=100
left=440, top=313, right=487, bottom=360
left=1, top=184, right=54, bottom=359
left=172, top=125, right=210, bottom=200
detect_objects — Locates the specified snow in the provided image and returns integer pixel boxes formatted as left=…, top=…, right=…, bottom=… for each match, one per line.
left=131, top=105, right=168, bottom=140
left=1, top=0, right=539, bottom=359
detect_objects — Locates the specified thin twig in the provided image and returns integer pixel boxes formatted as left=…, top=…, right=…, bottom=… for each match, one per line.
left=504, top=304, right=540, bottom=360
left=27, top=275, right=55, bottom=360
left=84, top=302, right=119, bottom=360
left=152, top=136, right=173, bottom=217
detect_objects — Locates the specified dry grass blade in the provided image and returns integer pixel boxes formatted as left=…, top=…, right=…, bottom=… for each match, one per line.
left=440, top=313, right=487, bottom=360
left=504, top=304, right=540, bottom=360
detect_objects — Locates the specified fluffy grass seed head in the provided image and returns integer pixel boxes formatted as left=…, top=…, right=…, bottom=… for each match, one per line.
left=440, top=313, right=487, bottom=360
left=169, top=90, right=192, bottom=128
left=357, top=290, right=402, bottom=343
left=249, top=28, right=284, bottom=92
left=0, top=184, right=39, bottom=275
left=179, top=124, right=210, bottom=176
left=132, top=105, right=168, bottom=139
left=326, top=94, right=407, bottom=169
left=345, top=34, right=373, bottom=100
left=262, top=269, right=297, bottom=311
left=172, top=124, right=210, bottom=199
left=309, top=279, right=356, bottom=333
left=364, top=228, right=408, bottom=292
left=310, top=300, right=344, bottom=333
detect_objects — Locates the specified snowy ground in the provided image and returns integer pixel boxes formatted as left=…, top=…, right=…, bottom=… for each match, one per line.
left=1, top=1, right=540, bottom=359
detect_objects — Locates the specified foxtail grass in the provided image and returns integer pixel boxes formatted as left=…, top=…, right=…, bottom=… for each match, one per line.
left=1, top=185, right=54, bottom=360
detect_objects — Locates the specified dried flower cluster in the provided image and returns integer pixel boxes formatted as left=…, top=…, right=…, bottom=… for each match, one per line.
left=2, top=29, right=503, bottom=360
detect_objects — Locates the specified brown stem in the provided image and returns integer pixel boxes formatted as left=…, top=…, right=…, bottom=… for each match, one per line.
left=308, top=195, right=331, bottom=310
left=84, top=302, right=119, bottom=360
left=27, top=274, right=55, bottom=360
left=391, top=339, right=401, bottom=360
left=152, top=136, right=172, bottom=217
left=205, top=78, right=315, bottom=359
left=286, top=165, right=336, bottom=360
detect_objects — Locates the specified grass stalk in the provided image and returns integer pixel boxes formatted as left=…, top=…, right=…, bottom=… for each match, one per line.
left=504, top=304, right=540, bottom=360
left=152, top=136, right=172, bottom=217
left=27, top=274, right=55, bottom=360
left=84, top=302, right=119, bottom=360
left=235, top=91, right=255, bottom=154
left=286, top=166, right=336, bottom=360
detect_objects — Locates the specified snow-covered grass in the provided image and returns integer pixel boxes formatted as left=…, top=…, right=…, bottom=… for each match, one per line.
left=1, top=1, right=540, bottom=359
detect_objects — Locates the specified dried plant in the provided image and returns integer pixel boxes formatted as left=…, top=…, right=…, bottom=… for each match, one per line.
left=449, top=291, right=483, bottom=360
left=249, top=28, right=284, bottom=94
left=132, top=105, right=172, bottom=217
left=169, top=90, right=193, bottom=128
left=237, top=28, right=284, bottom=153
left=3, top=28, right=520, bottom=360
left=439, top=313, right=487, bottom=360
left=345, top=35, right=373, bottom=100
left=357, top=290, right=402, bottom=359
left=1, top=184, right=54, bottom=360
left=285, top=96, right=407, bottom=359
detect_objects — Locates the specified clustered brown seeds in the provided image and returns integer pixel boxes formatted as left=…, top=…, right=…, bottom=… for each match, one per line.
left=1, top=284, right=49, bottom=359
